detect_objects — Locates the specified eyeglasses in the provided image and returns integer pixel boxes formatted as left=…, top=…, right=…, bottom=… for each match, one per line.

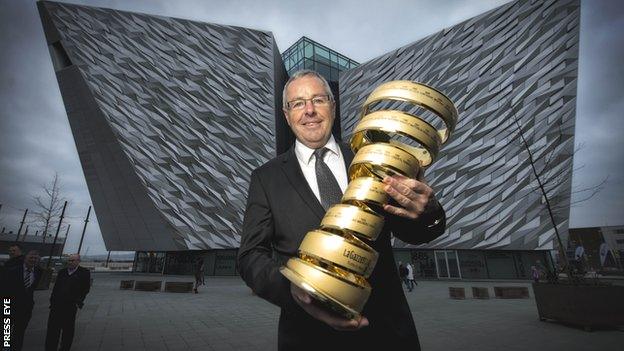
left=287, top=95, right=332, bottom=110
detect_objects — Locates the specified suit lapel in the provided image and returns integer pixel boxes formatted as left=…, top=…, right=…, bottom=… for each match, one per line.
left=280, top=147, right=325, bottom=220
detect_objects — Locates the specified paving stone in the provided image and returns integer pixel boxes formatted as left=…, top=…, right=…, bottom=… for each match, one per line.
left=17, top=273, right=624, bottom=351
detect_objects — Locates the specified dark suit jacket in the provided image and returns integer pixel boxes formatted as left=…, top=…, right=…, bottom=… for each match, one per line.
left=50, top=266, right=90, bottom=308
left=0, top=263, right=43, bottom=313
left=238, top=143, right=446, bottom=350
left=3, top=255, right=25, bottom=270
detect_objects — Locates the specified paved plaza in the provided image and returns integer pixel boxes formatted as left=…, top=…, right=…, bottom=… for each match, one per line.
left=19, top=273, right=623, bottom=351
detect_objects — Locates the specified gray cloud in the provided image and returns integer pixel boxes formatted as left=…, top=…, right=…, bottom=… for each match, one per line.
left=1, top=0, right=622, bottom=254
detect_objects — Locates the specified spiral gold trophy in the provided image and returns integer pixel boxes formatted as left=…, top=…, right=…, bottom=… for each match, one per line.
left=280, top=80, right=458, bottom=319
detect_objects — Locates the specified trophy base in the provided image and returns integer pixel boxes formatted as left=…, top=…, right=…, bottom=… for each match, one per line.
left=280, top=266, right=361, bottom=320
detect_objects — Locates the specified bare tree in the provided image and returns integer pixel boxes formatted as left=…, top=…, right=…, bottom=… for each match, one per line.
left=32, top=173, right=67, bottom=240
left=509, top=103, right=606, bottom=282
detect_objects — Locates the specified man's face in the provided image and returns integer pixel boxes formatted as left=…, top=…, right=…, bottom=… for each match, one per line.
left=283, top=76, right=335, bottom=149
left=8, top=246, right=21, bottom=258
left=68, top=255, right=80, bottom=269
left=24, top=251, right=39, bottom=268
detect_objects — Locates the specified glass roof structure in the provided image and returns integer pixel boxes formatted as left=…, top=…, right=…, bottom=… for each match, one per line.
left=282, top=36, right=358, bottom=81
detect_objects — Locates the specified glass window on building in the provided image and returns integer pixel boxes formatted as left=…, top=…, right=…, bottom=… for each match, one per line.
left=330, top=68, right=339, bottom=82
left=338, top=57, right=348, bottom=69
left=458, top=251, right=488, bottom=279
left=315, top=62, right=331, bottom=80
left=304, top=58, right=314, bottom=70
left=411, top=250, right=437, bottom=278
left=393, top=249, right=411, bottom=272
left=213, top=250, right=238, bottom=275
left=164, top=250, right=200, bottom=275
left=134, top=251, right=165, bottom=273
left=485, top=251, right=517, bottom=279
left=330, top=52, right=338, bottom=68
left=434, top=250, right=461, bottom=278
left=304, top=43, right=313, bottom=59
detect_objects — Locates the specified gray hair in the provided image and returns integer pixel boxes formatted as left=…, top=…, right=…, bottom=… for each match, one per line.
left=282, top=69, right=334, bottom=109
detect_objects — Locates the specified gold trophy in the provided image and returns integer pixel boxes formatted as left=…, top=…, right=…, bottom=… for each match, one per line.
left=281, top=80, right=458, bottom=319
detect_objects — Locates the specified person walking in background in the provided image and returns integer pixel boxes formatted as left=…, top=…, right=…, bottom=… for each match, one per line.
left=406, top=262, right=416, bottom=291
left=398, top=261, right=409, bottom=290
left=531, top=265, right=540, bottom=283
left=193, top=258, right=205, bottom=293
left=574, top=243, right=586, bottom=274
left=0, top=250, right=43, bottom=351
left=45, top=254, right=91, bottom=351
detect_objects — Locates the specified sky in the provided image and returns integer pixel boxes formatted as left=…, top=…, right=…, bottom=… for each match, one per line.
left=0, top=0, right=622, bottom=255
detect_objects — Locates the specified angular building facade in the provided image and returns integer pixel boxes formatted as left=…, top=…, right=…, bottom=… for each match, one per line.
left=340, top=0, right=579, bottom=278
left=38, top=1, right=286, bottom=255
left=38, top=0, right=579, bottom=278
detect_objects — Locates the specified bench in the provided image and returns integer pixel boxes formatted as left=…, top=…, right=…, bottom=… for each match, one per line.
left=494, top=286, right=529, bottom=299
left=449, top=287, right=466, bottom=299
left=164, top=282, right=194, bottom=293
left=134, top=280, right=162, bottom=292
left=120, top=280, right=135, bottom=290
left=472, top=287, right=490, bottom=299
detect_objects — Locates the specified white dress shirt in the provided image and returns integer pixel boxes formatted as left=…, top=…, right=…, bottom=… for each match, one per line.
left=293, top=136, right=348, bottom=203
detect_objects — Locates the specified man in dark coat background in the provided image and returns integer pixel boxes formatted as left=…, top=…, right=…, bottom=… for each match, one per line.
left=45, top=253, right=91, bottom=351
left=2, top=243, right=25, bottom=272
left=238, top=70, right=446, bottom=350
left=0, top=249, right=43, bottom=351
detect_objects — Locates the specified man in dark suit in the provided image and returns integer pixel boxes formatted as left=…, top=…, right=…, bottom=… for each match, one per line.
left=45, top=254, right=91, bottom=351
left=2, top=244, right=25, bottom=271
left=0, top=249, right=42, bottom=351
left=238, top=70, right=446, bottom=350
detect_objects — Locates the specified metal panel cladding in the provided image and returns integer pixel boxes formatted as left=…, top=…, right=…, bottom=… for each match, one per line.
left=38, top=1, right=284, bottom=250
left=339, top=0, right=580, bottom=250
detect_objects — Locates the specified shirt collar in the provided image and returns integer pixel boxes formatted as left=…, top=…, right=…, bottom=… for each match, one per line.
left=23, top=262, right=31, bottom=272
left=68, top=266, right=78, bottom=275
left=294, top=135, right=340, bottom=165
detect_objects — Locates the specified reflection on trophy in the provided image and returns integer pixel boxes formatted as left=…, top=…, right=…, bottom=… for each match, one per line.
left=280, top=80, right=458, bottom=319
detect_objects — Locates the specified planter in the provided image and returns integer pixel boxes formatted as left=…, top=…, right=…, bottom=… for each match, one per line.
left=164, top=282, right=194, bottom=293
left=448, top=287, right=465, bottom=299
left=134, top=280, right=162, bottom=291
left=533, top=282, right=624, bottom=331
left=494, top=286, right=529, bottom=299
left=120, top=280, right=135, bottom=290
left=472, top=287, right=489, bottom=299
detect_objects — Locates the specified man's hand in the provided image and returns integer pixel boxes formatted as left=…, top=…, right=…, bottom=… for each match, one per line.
left=290, top=283, right=369, bottom=331
left=382, top=173, right=439, bottom=220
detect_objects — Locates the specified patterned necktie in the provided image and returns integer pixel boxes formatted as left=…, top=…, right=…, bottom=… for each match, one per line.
left=314, top=148, right=343, bottom=210
left=24, top=268, right=32, bottom=289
